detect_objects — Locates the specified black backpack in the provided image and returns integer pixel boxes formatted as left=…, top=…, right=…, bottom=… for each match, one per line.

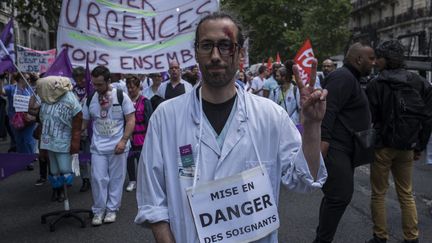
left=382, top=76, right=426, bottom=149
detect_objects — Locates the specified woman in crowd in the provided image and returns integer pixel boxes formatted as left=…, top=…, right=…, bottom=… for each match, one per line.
left=125, top=75, right=153, bottom=191
left=0, top=73, right=37, bottom=165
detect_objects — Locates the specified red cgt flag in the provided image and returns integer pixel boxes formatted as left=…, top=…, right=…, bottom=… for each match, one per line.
left=294, top=39, right=315, bottom=85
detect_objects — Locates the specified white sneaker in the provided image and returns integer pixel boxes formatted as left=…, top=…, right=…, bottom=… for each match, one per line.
left=126, top=181, right=137, bottom=192
left=92, top=214, right=103, bottom=226
left=103, top=212, right=116, bottom=223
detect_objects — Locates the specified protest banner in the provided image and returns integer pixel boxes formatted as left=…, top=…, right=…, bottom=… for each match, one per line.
left=57, top=0, right=219, bottom=74
left=294, top=39, right=315, bottom=85
left=16, top=45, right=56, bottom=73
left=187, top=166, right=280, bottom=243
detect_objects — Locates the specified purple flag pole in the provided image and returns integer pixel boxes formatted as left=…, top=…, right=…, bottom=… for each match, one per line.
left=0, top=39, right=39, bottom=104
left=85, top=58, right=93, bottom=95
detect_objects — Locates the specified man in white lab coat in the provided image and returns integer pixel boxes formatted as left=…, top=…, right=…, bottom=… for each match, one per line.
left=135, top=12, right=328, bottom=243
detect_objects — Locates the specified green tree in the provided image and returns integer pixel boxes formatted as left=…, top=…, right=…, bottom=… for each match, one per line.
left=221, top=0, right=352, bottom=64
left=4, top=0, right=62, bottom=31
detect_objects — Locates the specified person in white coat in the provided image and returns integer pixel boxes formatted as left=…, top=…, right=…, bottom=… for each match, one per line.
left=156, top=60, right=193, bottom=100
left=135, top=12, right=328, bottom=243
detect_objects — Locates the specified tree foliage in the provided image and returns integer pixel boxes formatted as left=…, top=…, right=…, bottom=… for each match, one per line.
left=7, top=0, right=351, bottom=64
left=4, top=0, right=62, bottom=31
left=220, top=0, right=352, bottom=64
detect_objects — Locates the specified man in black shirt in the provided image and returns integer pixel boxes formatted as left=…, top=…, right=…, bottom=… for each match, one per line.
left=157, top=60, right=193, bottom=100
left=314, top=42, right=376, bottom=243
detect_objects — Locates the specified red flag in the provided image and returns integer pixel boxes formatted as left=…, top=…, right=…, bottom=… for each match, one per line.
left=294, top=39, right=315, bottom=85
left=276, top=52, right=281, bottom=64
left=266, top=57, right=272, bottom=70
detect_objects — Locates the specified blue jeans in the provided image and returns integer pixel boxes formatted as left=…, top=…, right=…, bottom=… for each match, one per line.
left=12, top=123, right=36, bottom=154
left=48, top=151, right=72, bottom=175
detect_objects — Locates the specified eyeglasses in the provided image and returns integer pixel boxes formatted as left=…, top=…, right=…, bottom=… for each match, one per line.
left=196, top=40, right=238, bottom=56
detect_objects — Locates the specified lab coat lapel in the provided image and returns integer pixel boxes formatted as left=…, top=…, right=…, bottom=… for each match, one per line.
left=217, top=89, right=247, bottom=165
left=191, top=86, right=221, bottom=156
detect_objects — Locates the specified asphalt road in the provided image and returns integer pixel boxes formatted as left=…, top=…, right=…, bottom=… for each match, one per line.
left=1, top=137, right=431, bottom=243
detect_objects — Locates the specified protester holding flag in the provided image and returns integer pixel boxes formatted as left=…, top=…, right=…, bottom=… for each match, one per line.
left=0, top=73, right=37, bottom=161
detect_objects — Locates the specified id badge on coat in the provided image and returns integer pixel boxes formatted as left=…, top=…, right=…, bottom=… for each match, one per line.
left=186, top=166, right=280, bottom=243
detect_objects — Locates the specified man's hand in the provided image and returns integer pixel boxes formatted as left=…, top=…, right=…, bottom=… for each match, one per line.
left=114, top=139, right=127, bottom=154
left=293, top=59, right=328, bottom=124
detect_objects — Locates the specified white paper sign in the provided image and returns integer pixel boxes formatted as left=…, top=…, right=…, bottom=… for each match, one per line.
left=16, top=45, right=56, bottom=73
left=186, top=166, right=280, bottom=243
left=57, top=0, right=219, bottom=74
left=13, top=95, right=30, bottom=112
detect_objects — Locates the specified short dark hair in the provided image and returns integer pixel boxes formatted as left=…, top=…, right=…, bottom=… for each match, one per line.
left=375, top=40, right=405, bottom=69
left=72, top=66, right=85, bottom=80
left=194, top=11, right=245, bottom=49
left=258, top=65, right=267, bottom=74
left=91, top=65, right=110, bottom=82
left=125, top=74, right=140, bottom=87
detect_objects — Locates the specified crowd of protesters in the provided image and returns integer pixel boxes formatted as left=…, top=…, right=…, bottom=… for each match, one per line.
left=1, top=23, right=432, bottom=243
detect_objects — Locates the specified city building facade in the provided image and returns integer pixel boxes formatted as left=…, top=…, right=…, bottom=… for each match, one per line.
left=349, top=0, right=432, bottom=80
left=0, top=1, right=50, bottom=51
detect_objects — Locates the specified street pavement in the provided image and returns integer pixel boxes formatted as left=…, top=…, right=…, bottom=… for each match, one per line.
left=1, top=136, right=431, bottom=243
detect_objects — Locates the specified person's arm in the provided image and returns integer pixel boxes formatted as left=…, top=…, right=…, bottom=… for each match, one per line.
left=0, top=79, right=5, bottom=95
left=150, top=222, right=175, bottom=243
left=294, top=60, right=327, bottom=180
left=115, top=112, right=135, bottom=154
left=70, top=112, right=82, bottom=154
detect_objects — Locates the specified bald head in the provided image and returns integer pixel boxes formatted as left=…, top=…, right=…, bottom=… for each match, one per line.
left=168, top=60, right=181, bottom=83
left=344, top=42, right=376, bottom=77
left=322, top=59, right=336, bottom=77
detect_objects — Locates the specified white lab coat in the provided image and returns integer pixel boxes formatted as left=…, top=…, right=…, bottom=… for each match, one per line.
left=156, top=79, right=193, bottom=99
left=135, top=85, right=327, bottom=243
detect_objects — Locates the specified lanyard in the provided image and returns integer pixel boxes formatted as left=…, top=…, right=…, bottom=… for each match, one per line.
left=191, top=87, right=266, bottom=194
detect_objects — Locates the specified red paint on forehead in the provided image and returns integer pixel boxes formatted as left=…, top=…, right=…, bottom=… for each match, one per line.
left=223, top=26, right=234, bottom=41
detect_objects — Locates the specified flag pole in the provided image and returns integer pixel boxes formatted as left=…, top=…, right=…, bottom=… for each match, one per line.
left=0, top=39, right=40, bottom=104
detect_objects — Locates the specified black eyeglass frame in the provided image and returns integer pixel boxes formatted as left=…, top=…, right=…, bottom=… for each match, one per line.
left=195, top=40, right=239, bottom=56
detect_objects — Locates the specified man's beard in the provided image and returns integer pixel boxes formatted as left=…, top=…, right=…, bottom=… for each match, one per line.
left=202, top=65, right=235, bottom=88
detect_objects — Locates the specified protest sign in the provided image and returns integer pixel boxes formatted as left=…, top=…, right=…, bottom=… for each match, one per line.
left=294, top=39, right=315, bottom=85
left=57, top=0, right=219, bottom=74
left=16, top=45, right=56, bottom=73
left=187, top=166, right=279, bottom=243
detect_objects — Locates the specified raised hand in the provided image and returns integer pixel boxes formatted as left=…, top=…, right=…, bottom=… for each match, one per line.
left=293, top=59, right=328, bottom=124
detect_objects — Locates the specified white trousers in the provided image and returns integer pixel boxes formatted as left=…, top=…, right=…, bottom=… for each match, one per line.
left=426, top=133, right=432, bottom=165
left=91, top=152, right=128, bottom=215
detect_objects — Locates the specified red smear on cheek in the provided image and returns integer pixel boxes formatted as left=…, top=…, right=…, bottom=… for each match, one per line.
left=223, top=27, right=234, bottom=42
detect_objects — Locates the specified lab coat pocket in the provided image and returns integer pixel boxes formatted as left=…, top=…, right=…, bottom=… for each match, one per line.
left=245, top=160, right=275, bottom=176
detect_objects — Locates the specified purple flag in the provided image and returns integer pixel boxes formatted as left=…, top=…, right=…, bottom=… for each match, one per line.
left=0, top=18, right=16, bottom=73
left=0, top=55, right=14, bottom=73
left=85, top=58, right=94, bottom=95
left=42, top=48, right=73, bottom=78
